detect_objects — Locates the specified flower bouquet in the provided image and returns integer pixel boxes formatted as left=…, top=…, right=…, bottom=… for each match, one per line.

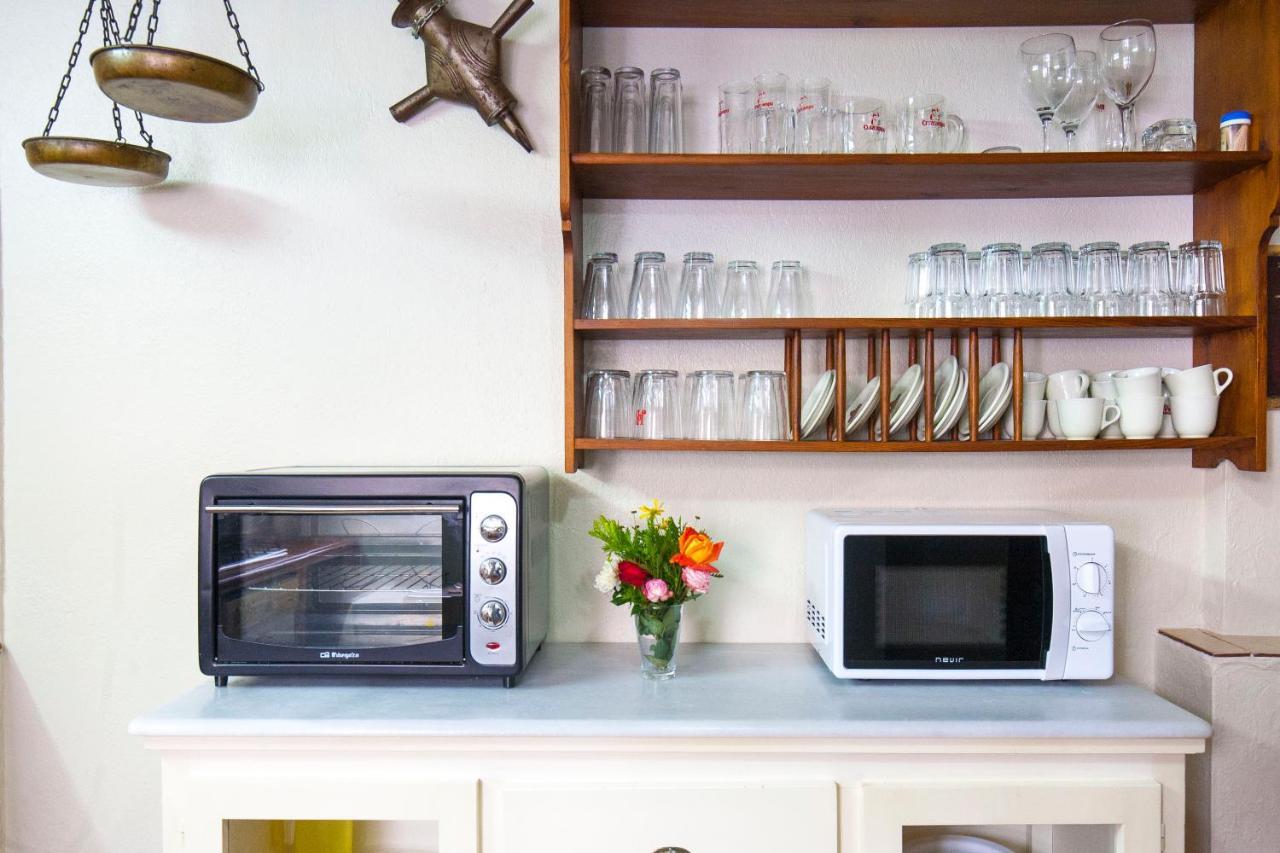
left=589, top=500, right=724, bottom=680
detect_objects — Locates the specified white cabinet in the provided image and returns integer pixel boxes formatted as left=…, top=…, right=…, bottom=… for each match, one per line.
left=490, top=781, right=838, bottom=853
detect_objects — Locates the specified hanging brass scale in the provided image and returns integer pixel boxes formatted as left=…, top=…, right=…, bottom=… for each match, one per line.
left=22, top=0, right=170, bottom=187
left=90, top=0, right=265, bottom=123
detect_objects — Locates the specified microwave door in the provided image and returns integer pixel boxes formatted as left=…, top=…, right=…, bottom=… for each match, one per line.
left=842, top=533, right=1054, bottom=676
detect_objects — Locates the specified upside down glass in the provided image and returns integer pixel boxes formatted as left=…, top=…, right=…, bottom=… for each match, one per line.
left=979, top=243, right=1025, bottom=317
left=613, top=66, right=647, bottom=153
left=1179, top=240, right=1226, bottom=316
left=628, top=252, right=671, bottom=319
left=718, top=81, right=754, bottom=153
left=1079, top=241, right=1126, bottom=316
left=686, top=370, right=736, bottom=439
left=581, top=252, right=624, bottom=319
left=767, top=260, right=809, bottom=317
left=906, top=251, right=931, bottom=317
left=738, top=370, right=790, bottom=440
left=583, top=369, right=631, bottom=438
left=580, top=66, right=612, bottom=152
left=676, top=251, right=719, bottom=318
left=1030, top=242, right=1075, bottom=316
left=723, top=260, right=763, bottom=318
left=649, top=68, right=683, bottom=154
left=1129, top=240, right=1176, bottom=316
left=633, top=369, right=682, bottom=439
left=927, top=243, right=968, bottom=318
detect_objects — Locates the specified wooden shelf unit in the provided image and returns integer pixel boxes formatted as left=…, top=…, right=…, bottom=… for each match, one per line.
left=560, top=0, right=1280, bottom=473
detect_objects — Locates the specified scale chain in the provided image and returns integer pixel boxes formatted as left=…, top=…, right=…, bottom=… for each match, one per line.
left=42, top=0, right=96, bottom=136
left=224, top=0, right=265, bottom=92
left=99, top=0, right=155, bottom=147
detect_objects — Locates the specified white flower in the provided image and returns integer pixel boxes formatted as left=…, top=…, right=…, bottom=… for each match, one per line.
left=593, top=556, right=620, bottom=594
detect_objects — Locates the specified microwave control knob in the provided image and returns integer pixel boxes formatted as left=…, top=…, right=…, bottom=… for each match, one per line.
left=1075, top=562, right=1107, bottom=595
left=479, top=557, right=507, bottom=584
left=1075, top=610, right=1111, bottom=642
left=478, top=599, right=509, bottom=629
left=479, top=515, right=508, bottom=542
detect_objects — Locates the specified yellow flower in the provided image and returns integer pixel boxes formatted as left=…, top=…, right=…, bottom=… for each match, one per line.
left=637, top=499, right=665, bottom=521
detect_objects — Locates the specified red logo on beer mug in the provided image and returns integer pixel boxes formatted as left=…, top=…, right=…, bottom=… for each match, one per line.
left=863, top=112, right=885, bottom=132
left=635, top=409, right=647, bottom=427
left=922, top=107, right=945, bottom=128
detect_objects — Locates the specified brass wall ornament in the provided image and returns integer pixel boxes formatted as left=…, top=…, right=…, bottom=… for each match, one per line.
left=390, top=0, right=535, bottom=152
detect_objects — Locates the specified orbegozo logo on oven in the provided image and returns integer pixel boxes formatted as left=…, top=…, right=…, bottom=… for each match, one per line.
left=319, top=651, right=361, bottom=660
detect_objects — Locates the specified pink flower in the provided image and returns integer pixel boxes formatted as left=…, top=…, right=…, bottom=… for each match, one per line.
left=682, top=567, right=713, bottom=595
left=643, top=578, right=673, bottom=603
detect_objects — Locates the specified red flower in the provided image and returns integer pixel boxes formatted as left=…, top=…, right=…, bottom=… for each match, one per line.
left=617, top=560, right=651, bottom=588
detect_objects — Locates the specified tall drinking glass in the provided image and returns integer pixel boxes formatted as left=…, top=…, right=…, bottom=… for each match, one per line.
left=767, top=260, right=809, bottom=317
left=613, top=67, right=648, bottom=153
left=1018, top=33, right=1078, bottom=152
left=738, top=370, right=790, bottom=441
left=633, top=369, right=682, bottom=439
left=685, top=370, right=736, bottom=440
left=979, top=243, right=1025, bottom=317
left=834, top=96, right=888, bottom=153
left=1053, top=50, right=1101, bottom=151
left=675, top=251, right=719, bottom=318
left=581, top=252, right=624, bottom=319
left=1080, top=241, right=1125, bottom=316
left=628, top=251, right=671, bottom=318
left=753, top=72, right=792, bottom=154
left=906, top=251, right=932, bottom=317
left=722, top=260, right=763, bottom=318
left=1179, top=240, right=1226, bottom=316
left=583, top=369, right=631, bottom=438
left=965, top=252, right=982, bottom=314
left=794, top=77, right=831, bottom=153
left=718, top=81, right=754, bottom=153
left=1099, top=19, right=1157, bottom=152
left=1129, top=241, right=1175, bottom=316
left=649, top=68, right=683, bottom=153
left=1030, top=242, right=1074, bottom=316
left=927, top=243, right=968, bottom=318
left=580, top=66, right=612, bottom=152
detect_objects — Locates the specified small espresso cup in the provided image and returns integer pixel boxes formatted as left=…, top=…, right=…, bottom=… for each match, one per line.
left=1164, top=364, right=1234, bottom=398
left=1118, top=395, right=1165, bottom=440
left=1170, top=395, right=1220, bottom=438
left=1054, top=397, right=1121, bottom=441
left=1113, top=367, right=1164, bottom=399
left=1046, top=369, right=1090, bottom=400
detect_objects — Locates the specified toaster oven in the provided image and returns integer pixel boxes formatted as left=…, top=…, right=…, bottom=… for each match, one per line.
left=199, top=467, right=548, bottom=686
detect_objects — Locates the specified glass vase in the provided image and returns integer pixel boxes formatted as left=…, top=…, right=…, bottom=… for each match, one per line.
left=634, top=603, right=682, bottom=680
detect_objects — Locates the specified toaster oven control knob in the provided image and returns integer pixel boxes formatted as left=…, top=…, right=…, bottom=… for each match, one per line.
left=479, top=599, right=509, bottom=629
left=479, top=515, right=508, bottom=542
left=1074, top=610, right=1111, bottom=642
left=1075, top=562, right=1107, bottom=595
left=479, top=557, right=507, bottom=584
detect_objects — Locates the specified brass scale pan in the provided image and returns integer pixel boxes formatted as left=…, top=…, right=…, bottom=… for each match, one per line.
left=26, top=45, right=258, bottom=188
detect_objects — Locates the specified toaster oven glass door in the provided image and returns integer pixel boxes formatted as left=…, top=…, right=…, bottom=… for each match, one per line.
left=211, top=502, right=466, bottom=664
left=843, top=534, right=1052, bottom=670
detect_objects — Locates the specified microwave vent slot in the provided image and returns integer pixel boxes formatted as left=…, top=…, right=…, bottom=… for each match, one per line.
left=805, top=599, right=826, bottom=641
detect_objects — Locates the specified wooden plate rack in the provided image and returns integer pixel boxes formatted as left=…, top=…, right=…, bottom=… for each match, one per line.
left=559, top=0, right=1279, bottom=473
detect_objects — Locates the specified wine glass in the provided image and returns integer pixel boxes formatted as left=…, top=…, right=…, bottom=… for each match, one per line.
left=1054, top=50, right=1101, bottom=151
left=1018, top=33, right=1078, bottom=152
left=1099, top=19, right=1157, bottom=152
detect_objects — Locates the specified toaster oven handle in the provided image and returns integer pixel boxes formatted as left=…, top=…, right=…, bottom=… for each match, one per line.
left=204, top=504, right=464, bottom=515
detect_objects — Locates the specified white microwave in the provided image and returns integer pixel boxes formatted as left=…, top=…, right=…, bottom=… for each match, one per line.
left=805, top=510, right=1113, bottom=680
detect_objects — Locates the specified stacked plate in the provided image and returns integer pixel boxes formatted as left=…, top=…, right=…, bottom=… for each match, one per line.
left=921, top=356, right=969, bottom=438
left=875, top=364, right=925, bottom=438
left=843, top=377, right=881, bottom=437
left=958, top=362, right=1014, bottom=439
left=799, top=370, right=838, bottom=439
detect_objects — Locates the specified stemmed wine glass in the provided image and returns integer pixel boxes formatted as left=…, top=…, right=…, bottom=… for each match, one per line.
left=1099, top=19, right=1157, bottom=152
left=1018, top=33, right=1078, bottom=152
left=1053, top=50, right=1101, bottom=151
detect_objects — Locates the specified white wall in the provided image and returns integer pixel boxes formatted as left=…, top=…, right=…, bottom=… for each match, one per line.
left=0, top=3, right=1273, bottom=851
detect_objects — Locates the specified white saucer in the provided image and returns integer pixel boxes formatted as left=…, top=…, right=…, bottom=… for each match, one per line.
left=932, top=368, right=969, bottom=437
left=927, top=356, right=960, bottom=434
left=887, top=364, right=925, bottom=435
left=959, top=363, right=1013, bottom=438
left=800, top=370, right=837, bottom=439
left=844, top=378, right=881, bottom=436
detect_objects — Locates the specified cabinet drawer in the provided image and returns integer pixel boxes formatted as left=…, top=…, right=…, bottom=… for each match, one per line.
left=492, top=780, right=837, bottom=853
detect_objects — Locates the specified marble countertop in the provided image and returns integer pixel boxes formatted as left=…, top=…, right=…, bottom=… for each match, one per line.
left=130, top=643, right=1209, bottom=740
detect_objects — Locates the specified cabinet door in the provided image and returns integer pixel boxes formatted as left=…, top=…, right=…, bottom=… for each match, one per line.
left=491, top=780, right=837, bottom=853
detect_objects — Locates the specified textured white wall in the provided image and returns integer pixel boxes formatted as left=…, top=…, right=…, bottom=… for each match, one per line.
left=0, top=3, right=1267, bottom=851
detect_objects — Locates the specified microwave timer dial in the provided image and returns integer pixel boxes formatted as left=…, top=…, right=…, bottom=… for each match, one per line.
left=1074, top=610, right=1111, bottom=642
left=1073, top=561, right=1109, bottom=595
left=479, top=514, right=508, bottom=542
left=478, top=557, right=507, bottom=584
left=478, top=599, right=509, bottom=629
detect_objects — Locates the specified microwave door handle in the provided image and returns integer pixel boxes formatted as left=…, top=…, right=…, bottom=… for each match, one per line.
left=204, top=505, right=464, bottom=515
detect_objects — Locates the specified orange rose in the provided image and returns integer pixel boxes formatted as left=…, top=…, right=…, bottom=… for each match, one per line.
left=670, top=526, right=724, bottom=570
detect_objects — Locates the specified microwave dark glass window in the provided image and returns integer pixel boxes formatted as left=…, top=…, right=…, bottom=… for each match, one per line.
left=213, top=504, right=465, bottom=662
left=842, top=535, right=1052, bottom=670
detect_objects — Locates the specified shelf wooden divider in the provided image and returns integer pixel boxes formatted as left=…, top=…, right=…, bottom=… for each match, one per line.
left=575, top=437, right=1253, bottom=454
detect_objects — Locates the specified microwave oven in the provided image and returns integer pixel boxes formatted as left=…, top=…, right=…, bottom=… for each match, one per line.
left=198, top=467, right=548, bottom=686
left=805, top=510, right=1113, bottom=680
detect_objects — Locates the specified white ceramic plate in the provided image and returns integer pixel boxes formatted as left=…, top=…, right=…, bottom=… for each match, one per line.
left=800, top=370, right=837, bottom=439
left=960, top=363, right=1013, bottom=438
left=932, top=368, right=969, bottom=437
left=844, top=378, right=881, bottom=436
left=927, top=356, right=960, bottom=434
left=904, top=835, right=1014, bottom=853
left=888, top=364, right=925, bottom=435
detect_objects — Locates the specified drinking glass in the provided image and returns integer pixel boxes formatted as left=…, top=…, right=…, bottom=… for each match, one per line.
left=675, top=251, right=719, bottom=318
left=794, top=77, right=831, bottom=153
left=927, top=243, right=969, bottom=318
left=978, top=243, right=1025, bottom=317
left=580, top=67, right=612, bottom=152
left=649, top=68, right=683, bottom=154
left=633, top=369, right=682, bottom=439
left=722, top=260, right=763, bottom=318
left=581, top=252, right=624, bottom=319
left=1128, top=240, right=1176, bottom=316
left=896, top=93, right=966, bottom=153
left=628, top=251, right=671, bottom=318
left=767, top=260, right=809, bottom=317
left=965, top=252, right=981, bottom=312
left=1141, top=118, right=1197, bottom=152
left=685, top=370, right=736, bottom=440
left=718, top=81, right=754, bottom=153
left=1068, top=249, right=1089, bottom=314
left=1029, top=242, right=1075, bottom=316
left=583, top=369, right=631, bottom=438
left=1099, top=19, right=1157, bottom=152
left=738, top=370, right=790, bottom=440
left=1179, top=240, right=1226, bottom=316
left=833, top=96, right=888, bottom=153
left=1080, top=241, right=1126, bottom=315
left=1018, top=33, right=1078, bottom=152
left=613, top=67, right=648, bottom=153
left=753, top=72, right=793, bottom=154
left=1053, top=50, right=1101, bottom=151
left=906, top=251, right=932, bottom=318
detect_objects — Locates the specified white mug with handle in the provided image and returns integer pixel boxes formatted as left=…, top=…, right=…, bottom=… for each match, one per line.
left=1164, top=364, right=1233, bottom=397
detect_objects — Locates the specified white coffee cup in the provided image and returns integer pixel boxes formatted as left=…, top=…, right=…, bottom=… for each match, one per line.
left=1158, top=393, right=1178, bottom=437
left=1170, top=395, right=1220, bottom=438
left=1054, top=397, right=1121, bottom=441
left=1090, top=374, right=1124, bottom=438
left=1118, top=395, right=1165, bottom=440
left=1113, top=367, right=1164, bottom=399
left=1023, top=371, right=1048, bottom=401
left=1046, top=370, right=1090, bottom=400
left=1022, top=398, right=1047, bottom=439
left=1164, top=364, right=1234, bottom=398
